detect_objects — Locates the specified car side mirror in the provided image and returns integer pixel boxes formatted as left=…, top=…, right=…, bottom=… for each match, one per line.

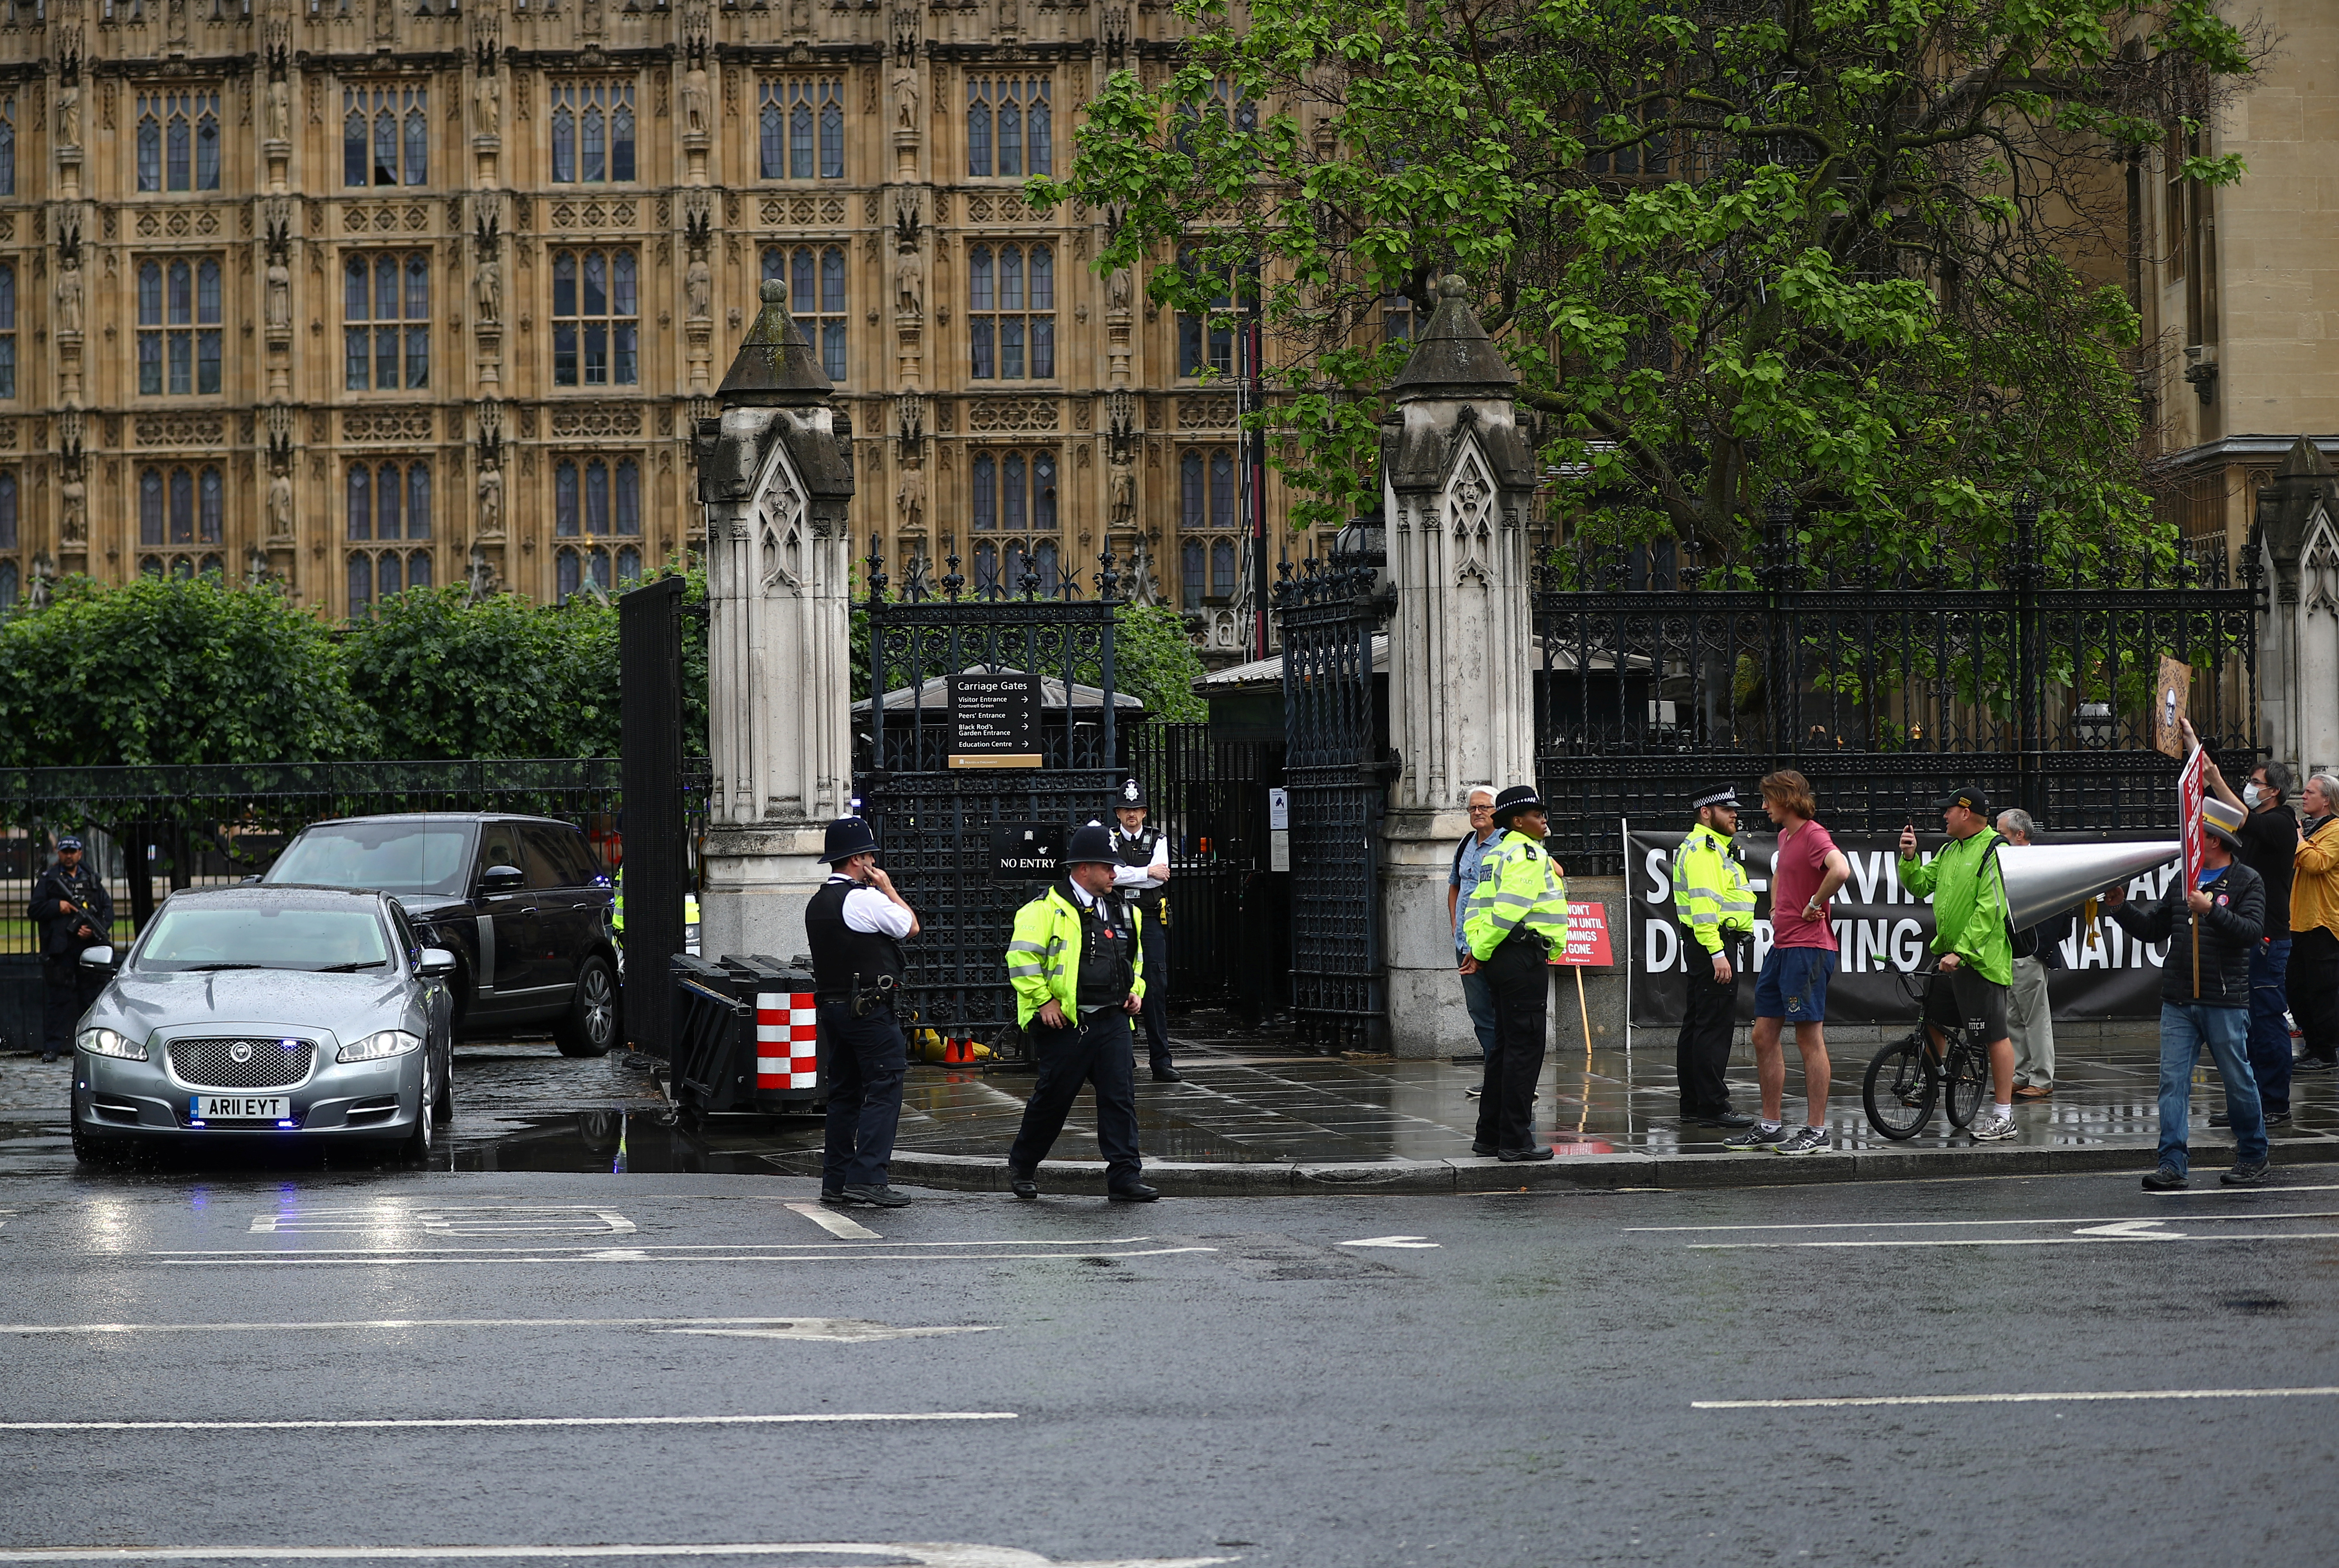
left=78, top=945, right=117, bottom=971
left=481, top=865, right=525, bottom=893
left=418, top=946, right=458, bottom=978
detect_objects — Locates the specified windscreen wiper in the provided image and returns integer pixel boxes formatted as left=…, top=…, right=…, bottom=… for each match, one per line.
left=310, top=960, right=389, bottom=973
left=183, top=963, right=263, bottom=972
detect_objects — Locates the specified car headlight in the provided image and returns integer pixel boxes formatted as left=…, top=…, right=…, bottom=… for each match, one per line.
left=338, top=1030, right=423, bottom=1064
left=76, top=1027, right=146, bottom=1061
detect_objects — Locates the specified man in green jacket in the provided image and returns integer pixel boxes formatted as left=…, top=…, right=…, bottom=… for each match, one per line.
left=1898, top=784, right=2019, bottom=1142
left=1003, top=822, right=1154, bottom=1202
left=1462, top=785, right=1571, bottom=1161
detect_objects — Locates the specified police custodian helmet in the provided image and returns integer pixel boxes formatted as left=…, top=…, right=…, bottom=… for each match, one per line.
left=1115, top=777, right=1150, bottom=811
left=1063, top=820, right=1118, bottom=867
left=819, top=816, right=881, bottom=865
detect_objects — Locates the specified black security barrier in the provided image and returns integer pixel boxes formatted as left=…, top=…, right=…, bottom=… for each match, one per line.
left=667, top=953, right=823, bottom=1117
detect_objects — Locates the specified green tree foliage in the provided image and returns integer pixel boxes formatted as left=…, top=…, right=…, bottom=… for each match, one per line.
left=0, top=575, right=365, bottom=768
left=1110, top=605, right=1209, bottom=722
left=1043, top=0, right=2257, bottom=576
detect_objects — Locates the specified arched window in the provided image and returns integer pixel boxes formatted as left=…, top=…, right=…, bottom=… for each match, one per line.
left=348, top=461, right=431, bottom=596
left=550, top=82, right=635, bottom=183
left=616, top=546, right=642, bottom=585
left=342, top=86, right=425, bottom=186
left=1211, top=538, right=1237, bottom=599
left=136, top=257, right=223, bottom=396
left=556, top=546, right=581, bottom=604
left=760, top=245, right=848, bottom=381
left=140, top=469, right=166, bottom=546
left=969, top=243, right=1055, bottom=381
left=1034, top=452, right=1058, bottom=532
left=1177, top=246, right=1238, bottom=377
left=585, top=458, right=610, bottom=535
left=555, top=457, right=638, bottom=543
left=375, top=552, right=402, bottom=598
left=408, top=466, right=432, bottom=539
left=1033, top=540, right=1060, bottom=594
left=555, top=460, right=580, bottom=536
left=0, top=94, right=15, bottom=198
left=141, top=556, right=167, bottom=579
left=407, top=551, right=433, bottom=590
left=344, top=251, right=429, bottom=390
left=1179, top=446, right=1240, bottom=606
left=0, top=260, right=15, bottom=398
left=199, top=468, right=223, bottom=543
left=552, top=248, right=639, bottom=387
left=971, top=453, right=995, bottom=532
left=758, top=78, right=844, bottom=179
left=137, top=100, right=161, bottom=190
left=967, top=76, right=1051, bottom=178
left=972, top=542, right=999, bottom=598
left=131, top=91, right=219, bottom=190
left=349, top=552, right=373, bottom=616
left=347, top=464, right=371, bottom=539
left=1003, top=453, right=1026, bottom=532
left=0, top=471, right=17, bottom=550
left=614, top=459, right=640, bottom=536
left=168, top=468, right=194, bottom=544
left=0, top=560, right=16, bottom=613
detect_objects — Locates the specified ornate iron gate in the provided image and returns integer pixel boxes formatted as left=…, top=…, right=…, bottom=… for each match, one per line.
left=1534, top=498, right=2262, bottom=872
left=1273, top=552, right=1392, bottom=1050
left=855, top=540, right=1123, bottom=1040
left=619, top=577, right=690, bottom=1057
left=1126, top=721, right=1283, bottom=1017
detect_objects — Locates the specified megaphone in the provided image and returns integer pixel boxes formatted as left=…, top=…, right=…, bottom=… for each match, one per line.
left=1997, top=840, right=2179, bottom=930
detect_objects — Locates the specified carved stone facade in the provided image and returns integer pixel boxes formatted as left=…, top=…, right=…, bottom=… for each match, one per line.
left=0, top=0, right=1284, bottom=634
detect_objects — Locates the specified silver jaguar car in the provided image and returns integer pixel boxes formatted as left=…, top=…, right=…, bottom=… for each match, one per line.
left=68, top=884, right=458, bottom=1163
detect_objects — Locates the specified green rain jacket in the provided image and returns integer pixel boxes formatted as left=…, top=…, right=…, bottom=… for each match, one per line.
left=1899, top=829, right=2014, bottom=986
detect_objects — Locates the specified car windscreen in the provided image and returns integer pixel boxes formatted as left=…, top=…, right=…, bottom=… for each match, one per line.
left=136, top=905, right=394, bottom=974
left=266, top=821, right=473, bottom=897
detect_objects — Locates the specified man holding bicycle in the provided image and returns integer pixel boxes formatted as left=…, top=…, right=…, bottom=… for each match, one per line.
left=1898, top=787, right=2020, bottom=1142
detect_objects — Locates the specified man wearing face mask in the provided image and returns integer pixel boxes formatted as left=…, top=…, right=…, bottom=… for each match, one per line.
left=2194, top=724, right=2299, bottom=1124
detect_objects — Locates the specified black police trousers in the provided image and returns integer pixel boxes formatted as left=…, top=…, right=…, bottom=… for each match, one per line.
left=1008, top=1009, right=1143, bottom=1187
left=1134, top=911, right=1174, bottom=1072
left=1676, top=940, right=1743, bottom=1117
left=819, top=1000, right=907, bottom=1190
left=43, top=955, right=102, bottom=1058
left=1473, top=935, right=1548, bottom=1151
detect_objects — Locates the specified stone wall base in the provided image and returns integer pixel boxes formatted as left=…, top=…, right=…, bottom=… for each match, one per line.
left=700, top=821, right=828, bottom=965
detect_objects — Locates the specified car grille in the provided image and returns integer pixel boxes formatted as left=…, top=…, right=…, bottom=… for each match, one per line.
left=167, top=1037, right=316, bottom=1089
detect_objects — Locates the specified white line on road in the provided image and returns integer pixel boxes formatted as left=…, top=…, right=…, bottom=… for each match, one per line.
left=1337, top=1236, right=1439, bottom=1249
left=148, top=1246, right=1219, bottom=1267
left=1692, top=1229, right=2339, bottom=1249
left=0, top=1545, right=1230, bottom=1568
left=1627, top=1209, right=2339, bottom=1233
left=0, top=1413, right=1017, bottom=1433
left=782, top=1203, right=882, bottom=1240
left=0, top=1316, right=987, bottom=1338
left=1696, top=1386, right=2339, bottom=1410
left=655, top=1322, right=995, bottom=1343
left=152, top=1236, right=1165, bottom=1253
left=247, top=1207, right=637, bottom=1237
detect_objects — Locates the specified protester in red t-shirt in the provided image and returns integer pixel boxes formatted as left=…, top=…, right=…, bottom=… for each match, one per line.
left=1726, top=770, right=1850, bottom=1156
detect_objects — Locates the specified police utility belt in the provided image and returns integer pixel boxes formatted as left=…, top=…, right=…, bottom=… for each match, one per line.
left=1497, top=928, right=1550, bottom=957
left=818, top=973, right=899, bottom=1017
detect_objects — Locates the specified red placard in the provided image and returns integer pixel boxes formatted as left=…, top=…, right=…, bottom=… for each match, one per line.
left=1550, top=901, right=1613, bottom=967
left=2179, top=746, right=2207, bottom=888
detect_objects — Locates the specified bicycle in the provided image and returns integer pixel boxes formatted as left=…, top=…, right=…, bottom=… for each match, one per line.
left=1862, top=967, right=1993, bottom=1140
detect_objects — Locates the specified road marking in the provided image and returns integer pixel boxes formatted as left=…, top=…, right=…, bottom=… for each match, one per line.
left=784, top=1202, right=881, bottom=1240
left=248, top=1206, right=636, bottom=1237
left=148, top=1245, right=1218, bottom=1267
left=655, top=1321, right=995, bottom=1343
left=0, top=1545, right=1230, bottom=1568
left=1628, top=1209, right=2339, bottom=1233
left=0, top=1412, right=1017, bottom=1432
left=1694, top=1222, right=2339, bottom=1249
left=160, top=1235, right=1167, bottom=1252
left=1338, top=1235, right=1439, bottom=1249
left=0, top=1316, right=990, bottom=1338
left=1696, top=1386, right=2339, bottom=1410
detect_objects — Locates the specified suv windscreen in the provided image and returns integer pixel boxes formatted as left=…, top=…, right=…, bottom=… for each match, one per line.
left=267, top=821, right=475, bottom=898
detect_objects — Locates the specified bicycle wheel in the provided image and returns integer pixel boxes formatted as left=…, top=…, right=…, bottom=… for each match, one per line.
left=1943, top=1034, right=1990, bottom=1129
left=1863, top=1033, right=1937, bottom=1140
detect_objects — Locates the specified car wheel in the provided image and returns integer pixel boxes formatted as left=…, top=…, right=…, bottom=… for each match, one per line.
left=556, top=955, right=618, bottom=1058
left=70, top=1111, right=117, bottom=1165
left=401, top=1057, right=436, bottom=1162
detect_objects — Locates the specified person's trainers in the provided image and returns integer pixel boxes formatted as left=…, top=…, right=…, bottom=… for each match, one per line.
left=2141, top=1163, right=2188, bottom=1190
left=1463, top=1086, right=1482, bottom=1099
left=2220, top=1159, right=2271, bottom=1187
left=839, top=1183, right=912, bottom=1208
left=2291, top=1054, right=2336, bottom=1073
left=1722, top=1124, right=1786, bottom=1152
left=1968, top=1112, right=2018, bottom=1142
left=1773, top=1126, right=1832, bottom=1156
left=2211, top=1109, right=2289, bottom=1128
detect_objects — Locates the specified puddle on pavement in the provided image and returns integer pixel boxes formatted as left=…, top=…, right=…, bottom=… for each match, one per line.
left=450, top=1109, right=824, bottom=1175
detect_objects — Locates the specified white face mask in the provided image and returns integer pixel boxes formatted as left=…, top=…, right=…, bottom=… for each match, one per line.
left=2243, top=783, right=2263, bottom=807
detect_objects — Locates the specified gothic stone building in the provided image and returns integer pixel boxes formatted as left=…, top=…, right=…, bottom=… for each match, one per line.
left=0, top=0, right=1283, bottom=655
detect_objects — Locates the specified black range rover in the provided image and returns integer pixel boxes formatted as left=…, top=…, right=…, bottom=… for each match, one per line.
left=263, top=813, right=619, bottom=1056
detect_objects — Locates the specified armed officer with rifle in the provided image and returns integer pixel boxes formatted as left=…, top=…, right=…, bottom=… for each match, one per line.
left=31, top=835, right=113, bottom=1064
left=805, top=817, right=921, bottom=1209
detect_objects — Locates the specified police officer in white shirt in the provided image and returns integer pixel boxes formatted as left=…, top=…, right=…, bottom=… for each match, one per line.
left=1109, top=777, right=1179, bottom=1081
left=805, top=817, right=921, bottom=1208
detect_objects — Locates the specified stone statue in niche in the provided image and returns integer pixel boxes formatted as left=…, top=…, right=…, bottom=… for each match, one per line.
left=895, top=461, right=925, bottom=532
left=61, top=476, right=88, bottom=543
left=890, top=64, right=918, bottom=132
left=686, top=257, right=711, bottom=320
left=267, top=77, right=290, bottom=142
left=475, top=72, right=502, bottom=138
left=55, top=262, right=84, bottom=336
left=1105, top=264, right=1132, bottom=313
left=57, top=77, right=80, bottom=148
left=265, top=259, right=290, bottom=331
left=477, top=464, right=505, bottom=537
left=682, top=66, right=711, bottom=138
left=267, top=470, right=294, bottom=539
left=894, top=247, right=923, bottom=317
left=1108, top=460, right=1135, bottom=525
left=474, top=258, right=503, bottom=326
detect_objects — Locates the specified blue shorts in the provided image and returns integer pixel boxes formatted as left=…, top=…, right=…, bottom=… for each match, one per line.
left=1754, top=946, right=1835, bottom=1025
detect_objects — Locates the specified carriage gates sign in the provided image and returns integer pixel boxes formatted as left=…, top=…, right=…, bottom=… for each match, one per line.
left=1623, top=826, right=2179, bottom=1026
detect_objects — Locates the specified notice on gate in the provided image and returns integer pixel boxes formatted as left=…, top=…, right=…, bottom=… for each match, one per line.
left=991, top=821, right=1064, bottom=880
left=948, top=671, right=1041, bottom=768
left=1549, top=901, right=1613, bottom=967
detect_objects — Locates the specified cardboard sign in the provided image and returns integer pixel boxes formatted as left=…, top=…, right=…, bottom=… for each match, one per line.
left=2179, top=745, right=2207, bottom=887
left=1550, top=900, right=1613, bottom=967
left=2152, top=657, right=2192, bottom=759
left=948, top=671, right=1041, bottom=768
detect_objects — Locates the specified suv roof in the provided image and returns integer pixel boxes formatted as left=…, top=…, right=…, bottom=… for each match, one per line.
left=298, top=813, right=581, bottom=830
left=165, top=884, right=389, bottom=910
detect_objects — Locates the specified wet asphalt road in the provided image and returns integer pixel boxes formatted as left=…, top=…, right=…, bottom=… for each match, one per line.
left=4, top=1112, right=2339, bottom=1568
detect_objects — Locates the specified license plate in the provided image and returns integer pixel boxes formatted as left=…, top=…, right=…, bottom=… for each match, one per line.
left=192, top=1095, right=290, bottom=1122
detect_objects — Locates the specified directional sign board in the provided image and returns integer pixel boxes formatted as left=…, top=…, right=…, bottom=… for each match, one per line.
left=948, top=671, right=1041, bottom=768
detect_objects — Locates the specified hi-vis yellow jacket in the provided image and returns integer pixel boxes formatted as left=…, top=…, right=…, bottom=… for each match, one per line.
left=1462, top=831, right=1568, bottom=961
left=1005, top=882, right=1147, bottom=1029
left=1671, top=823, right=1756, bottom=954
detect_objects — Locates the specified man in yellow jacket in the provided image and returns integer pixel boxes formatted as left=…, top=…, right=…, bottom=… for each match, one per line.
left=1461, top=785, right=1570, bottom=1161
left=1672, top=783, right=1758, bottom=1129
left=1003, top=821, right=1153, bottom=1202
left=2291, top=772, right=2339, bottom=1071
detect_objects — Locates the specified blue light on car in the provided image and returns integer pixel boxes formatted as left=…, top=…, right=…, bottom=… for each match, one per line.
left=190, top=1119, right=207, bottom=1127
left=276, top=1120, right=296, bottom=1128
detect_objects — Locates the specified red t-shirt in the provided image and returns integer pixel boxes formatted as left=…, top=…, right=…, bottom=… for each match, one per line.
left=1768, top=819, right=1839, bottom=951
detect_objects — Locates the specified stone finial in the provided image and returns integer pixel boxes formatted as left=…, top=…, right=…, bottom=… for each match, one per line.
left=718, top=278, right=834, bottom=404
left=1389, top=274, right=1520, bottom=400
